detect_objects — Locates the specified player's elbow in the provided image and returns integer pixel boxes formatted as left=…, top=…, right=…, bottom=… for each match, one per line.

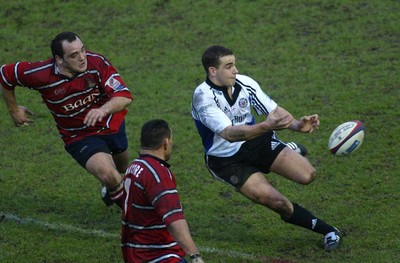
left=220, top=133, right=238, bottom=143
left=219, top=128, right=235, bottom=142
left=219, top=126, right=246, bottom=142
left=118, top=97, right=133, bottom=111
left=125, top=97, right=133, bottom=106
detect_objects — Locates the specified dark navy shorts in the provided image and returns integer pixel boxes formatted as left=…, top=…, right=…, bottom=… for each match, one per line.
left=64, top=121, right=128, bottom=168
left=206, top=131, right=286, bottom=190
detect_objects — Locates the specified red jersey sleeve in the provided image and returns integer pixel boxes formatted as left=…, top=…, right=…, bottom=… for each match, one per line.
left=0, top=61, right=51, bottom=90
left=87, top=52, right=133, bottom=101
left=0, top=63, right=17, bottom=89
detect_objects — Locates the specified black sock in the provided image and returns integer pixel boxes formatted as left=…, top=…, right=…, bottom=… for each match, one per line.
left=281, top=203, right=336, bottom=235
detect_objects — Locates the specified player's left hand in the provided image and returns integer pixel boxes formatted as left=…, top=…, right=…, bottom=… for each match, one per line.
left=298, top=114, right=319, bottom=133
left=84, top=108, right=108, bottom=126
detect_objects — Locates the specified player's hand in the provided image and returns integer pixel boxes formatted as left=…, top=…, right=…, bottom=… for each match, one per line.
left=84, top=108, right=108, bottom=127
left=263, top=107, right=294, bottom=131
left=11, top=105, right=34, bottom=127
left=297, top=114, right=320, bottom=133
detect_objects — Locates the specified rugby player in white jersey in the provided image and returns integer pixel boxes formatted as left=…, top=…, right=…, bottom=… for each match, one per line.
left=191, top=45, right=341, bottom=251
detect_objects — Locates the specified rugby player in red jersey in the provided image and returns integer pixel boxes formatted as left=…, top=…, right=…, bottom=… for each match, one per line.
left=122, top=119, right=204, bottom=263
left=0, top=32, right=133, bottom=207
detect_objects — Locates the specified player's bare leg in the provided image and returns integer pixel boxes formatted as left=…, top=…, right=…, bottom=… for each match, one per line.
left=86, top=152, right=124, bottom=207
left=239, top=172, right=294, bottom=218
left=270, top=147, right=315, bottom=185
left=112, top=149, right=130, bottom=173
left=239, top=150, right=342, bottom=251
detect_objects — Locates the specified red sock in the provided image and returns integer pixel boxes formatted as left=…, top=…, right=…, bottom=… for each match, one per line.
left=109, top=186, right=125, bottom=209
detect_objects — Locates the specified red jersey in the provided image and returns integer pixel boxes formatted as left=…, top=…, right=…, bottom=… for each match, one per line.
left=0, top=51, right=133, bottom=144
left=122, top=154, right=186, bottom=263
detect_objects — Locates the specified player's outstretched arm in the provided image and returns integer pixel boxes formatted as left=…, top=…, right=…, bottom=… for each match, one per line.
left=1, top=85, right=34, bottom=127
left=219, top=106, right=294, bottom=142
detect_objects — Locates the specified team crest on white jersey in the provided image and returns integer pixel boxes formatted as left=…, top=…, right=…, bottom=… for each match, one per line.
left=238, top=98, right=248, bottom=108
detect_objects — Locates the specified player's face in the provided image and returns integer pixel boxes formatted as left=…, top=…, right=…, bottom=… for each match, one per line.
left=211, top=55, right=238, bottom=88
left=58, top=38, right=87, bottom=77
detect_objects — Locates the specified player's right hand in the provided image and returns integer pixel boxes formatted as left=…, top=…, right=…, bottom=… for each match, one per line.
left=263, top=107, right=294, bottom=130
left=11, top=105, right=34, bottom=127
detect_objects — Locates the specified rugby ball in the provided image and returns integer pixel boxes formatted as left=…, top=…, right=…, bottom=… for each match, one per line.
left=328, top=120, right=365, bottom=156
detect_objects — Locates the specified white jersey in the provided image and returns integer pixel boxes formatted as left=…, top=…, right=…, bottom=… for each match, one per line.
left=191, top=74, right=278, bottom=157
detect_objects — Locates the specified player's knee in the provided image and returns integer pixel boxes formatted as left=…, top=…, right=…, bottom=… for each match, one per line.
left=300, top=168, right=316, bottom=185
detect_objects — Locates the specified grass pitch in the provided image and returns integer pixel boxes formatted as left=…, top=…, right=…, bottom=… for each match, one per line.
left=1, top=1, right=399, bottom=262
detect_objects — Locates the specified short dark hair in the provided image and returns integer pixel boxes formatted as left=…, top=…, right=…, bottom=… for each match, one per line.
left=201, top=45, right=234, bottom=74
left=50, top=32, right=81, bottom=58
left=140, top=119, right=171, bottom=149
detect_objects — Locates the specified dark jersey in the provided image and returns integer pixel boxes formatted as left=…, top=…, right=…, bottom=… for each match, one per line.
left=0, top=51, right=133, bottom=144
left=122, top=154, right=186, bottom=263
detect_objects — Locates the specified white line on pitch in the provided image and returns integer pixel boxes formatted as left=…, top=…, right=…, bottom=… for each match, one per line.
left=1, top=212, right=261, bottom=261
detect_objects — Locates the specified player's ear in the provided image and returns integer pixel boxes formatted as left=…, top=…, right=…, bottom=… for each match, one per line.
left=162, top=138, right=169, bottom=151
left=55, top=55, right=64, bottom=65
left=208, top=66, right=217, bottom=76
